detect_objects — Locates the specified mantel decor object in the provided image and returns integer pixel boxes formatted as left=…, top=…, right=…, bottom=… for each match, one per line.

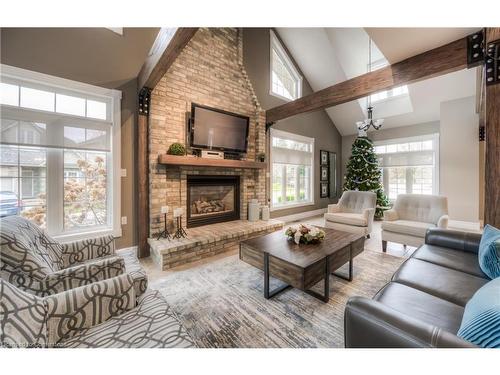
left=167, top=143, right=187, bottom=156
left=285, top=224, right=325, bottom=245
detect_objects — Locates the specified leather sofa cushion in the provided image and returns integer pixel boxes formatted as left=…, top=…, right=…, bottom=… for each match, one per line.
left=412, top=244, right=487, bottom=279
left=324, top=212, right=367, bottom=227
left=392, top=258, right=488, bottom=307
left=382, top=220, right=435, bottom=237
left=375, top=282, right=465, bottom=334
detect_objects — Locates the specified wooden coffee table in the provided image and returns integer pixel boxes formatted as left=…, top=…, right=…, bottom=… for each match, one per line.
left=239, top=227, right=365, bottom=303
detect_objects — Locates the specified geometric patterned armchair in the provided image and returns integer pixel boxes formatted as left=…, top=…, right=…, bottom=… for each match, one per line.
left=0, top=216, right=147, bottom=298
left=0, top=276, right=194, bottom=348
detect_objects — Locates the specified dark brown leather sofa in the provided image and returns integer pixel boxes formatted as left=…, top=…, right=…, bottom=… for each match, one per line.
left=344, top=228, right=487, bottom=348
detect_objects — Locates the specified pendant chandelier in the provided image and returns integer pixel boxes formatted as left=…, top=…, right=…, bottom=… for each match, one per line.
left=356, top=37, right=384, bottom=132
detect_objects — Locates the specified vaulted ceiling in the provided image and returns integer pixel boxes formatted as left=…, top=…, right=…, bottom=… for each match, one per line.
left=276, top=27, right=480, bottom=136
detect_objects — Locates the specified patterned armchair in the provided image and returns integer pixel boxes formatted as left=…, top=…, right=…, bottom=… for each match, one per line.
left=0, top=216, right=147, bottom=297
left=0, top=276, right=194, bottom=348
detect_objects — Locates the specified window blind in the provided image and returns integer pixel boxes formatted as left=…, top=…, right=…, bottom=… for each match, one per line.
left=377, top=150, right=434, bottom=167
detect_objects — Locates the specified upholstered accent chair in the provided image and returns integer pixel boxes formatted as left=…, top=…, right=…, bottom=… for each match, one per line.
left=381, top=194, right=449, bottom=251
left=0, top=216, right=147, bottom=297
left=0, top=276, right=194, bottom=348
left=324, top=191, right=377, bottom=237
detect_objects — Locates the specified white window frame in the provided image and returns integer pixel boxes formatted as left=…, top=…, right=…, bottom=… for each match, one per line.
left=269, top=30, right=302, bottom=102
left=374, top=133, right=440, bottom=200
left=270, top=128, right=314, bottom=211
left=0, top=64, right=122, bottom=242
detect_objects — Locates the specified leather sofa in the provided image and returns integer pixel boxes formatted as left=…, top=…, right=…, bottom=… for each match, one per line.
left=324, top=191, right=376, bottom=237
left=382, top=194, right=449, bottom=250
left=344, top=228, right=486, bottom=348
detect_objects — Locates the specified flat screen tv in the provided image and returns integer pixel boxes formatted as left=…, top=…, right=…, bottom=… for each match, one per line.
left=190, top=103, right=249, bottom=153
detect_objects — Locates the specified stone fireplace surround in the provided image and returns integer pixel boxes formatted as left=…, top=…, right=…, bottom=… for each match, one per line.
left=147, top=28, right=271, bottom=268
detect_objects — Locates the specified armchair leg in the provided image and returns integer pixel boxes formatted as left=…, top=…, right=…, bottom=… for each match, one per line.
left=366, top=234, right=370, bottom=239
left=382, top=240, right=387, bottom=252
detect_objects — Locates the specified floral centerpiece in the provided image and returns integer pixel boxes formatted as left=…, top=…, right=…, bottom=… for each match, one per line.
left=285, top=224, right=325, bottom=245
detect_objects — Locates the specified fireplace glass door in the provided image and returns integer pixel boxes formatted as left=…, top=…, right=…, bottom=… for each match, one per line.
left=187, top=175, right=240, bottom=227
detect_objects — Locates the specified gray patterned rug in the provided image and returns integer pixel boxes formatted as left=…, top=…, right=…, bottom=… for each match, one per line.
left=151, top=249, right=405, bottom=348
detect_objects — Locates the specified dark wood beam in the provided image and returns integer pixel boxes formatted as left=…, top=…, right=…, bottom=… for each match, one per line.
left=138, top=27, right=198, bottom=90
left=137, top=110, right=150, bottom=258
left=484, top=28, right=500, bottom=228
left=266, top=38, right=468, bottom=123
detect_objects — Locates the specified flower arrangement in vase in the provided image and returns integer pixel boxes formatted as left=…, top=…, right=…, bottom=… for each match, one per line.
left=285, top=224, right=325, bottom=245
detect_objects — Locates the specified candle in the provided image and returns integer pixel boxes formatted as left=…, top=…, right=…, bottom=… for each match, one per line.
left=161, top=206, right=169, bottom=214
left=173, top=208, right=183, bottom=218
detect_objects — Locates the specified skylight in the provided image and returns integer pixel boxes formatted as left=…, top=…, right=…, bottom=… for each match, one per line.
left=368, top=58, right=409, bottom=103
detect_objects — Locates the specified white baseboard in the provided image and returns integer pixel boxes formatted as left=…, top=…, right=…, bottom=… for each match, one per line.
left=274, top=208, right=327, bottom=224
left=448, top=220, right=482, bottom=232
left=116, top=245, right=138, bottom=253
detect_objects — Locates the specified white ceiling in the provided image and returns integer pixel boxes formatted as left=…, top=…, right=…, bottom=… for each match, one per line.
left=276, top=27, right=480, bottom=136
left=366, top=28, right=480, bottom=64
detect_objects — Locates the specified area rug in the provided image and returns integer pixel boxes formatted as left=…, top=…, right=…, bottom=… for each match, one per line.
left=150, top=249, right=406, bottom=348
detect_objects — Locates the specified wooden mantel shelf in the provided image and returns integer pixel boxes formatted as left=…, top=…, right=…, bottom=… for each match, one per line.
left=158, top=154, right=266, bottom=169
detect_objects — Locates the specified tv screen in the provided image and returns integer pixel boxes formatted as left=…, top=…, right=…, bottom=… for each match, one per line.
left=190, top=104, right=249, bottom=153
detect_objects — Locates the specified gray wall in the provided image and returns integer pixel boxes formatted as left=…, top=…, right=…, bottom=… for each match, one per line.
left=243, top=28, right=342, bottom=218
left=0, top=28, right=157, bottom=249
left=440, top=96, right=479, bottom=222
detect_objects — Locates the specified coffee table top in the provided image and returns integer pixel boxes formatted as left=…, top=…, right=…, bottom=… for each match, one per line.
left=240, top=227, right=364, bottom=268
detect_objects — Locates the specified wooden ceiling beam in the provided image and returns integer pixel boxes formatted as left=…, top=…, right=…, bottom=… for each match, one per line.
left=266, top=37, right=468, bottom=123
left=484, top=28, right=500, bottom=227
left=138, top=27, right=198, bottom=90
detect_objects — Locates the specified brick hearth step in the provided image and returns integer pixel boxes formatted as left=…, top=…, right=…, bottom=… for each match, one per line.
left=148, top=219, right=284, bottom=270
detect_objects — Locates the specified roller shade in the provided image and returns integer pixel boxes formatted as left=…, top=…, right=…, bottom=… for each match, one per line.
left=270, top=128, right=314, bottom=166
left=1, top=106, right=111, bottom=152
left=378, top=150, right=434, bottom=167
left=272, top=147, right=312, bottom=165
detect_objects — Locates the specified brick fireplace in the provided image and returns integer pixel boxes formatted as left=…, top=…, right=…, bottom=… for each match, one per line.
left=148, top=28, right=267, bottom=236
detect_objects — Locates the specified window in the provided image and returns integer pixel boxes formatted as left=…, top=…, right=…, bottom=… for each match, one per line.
left=375, top=134, right=439, bottom=201
left=270, top=30, right=302, bottom=101
left=0, top=65, right=121, bottom=241
left=368, top=59, right=408, bottom=103
left=270, top=129, right=314, bottom=210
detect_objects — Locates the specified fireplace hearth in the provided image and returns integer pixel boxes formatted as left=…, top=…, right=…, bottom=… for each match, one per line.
left=187, top=175, right=240, bottom=228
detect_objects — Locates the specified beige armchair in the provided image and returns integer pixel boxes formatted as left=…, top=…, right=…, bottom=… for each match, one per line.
left=381, top=194, right=449, bottom=251
left=324, top=191, right=377, bottom=237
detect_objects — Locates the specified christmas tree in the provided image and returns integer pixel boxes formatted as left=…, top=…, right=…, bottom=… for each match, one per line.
left=343, top=136, right=390, bottom=219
